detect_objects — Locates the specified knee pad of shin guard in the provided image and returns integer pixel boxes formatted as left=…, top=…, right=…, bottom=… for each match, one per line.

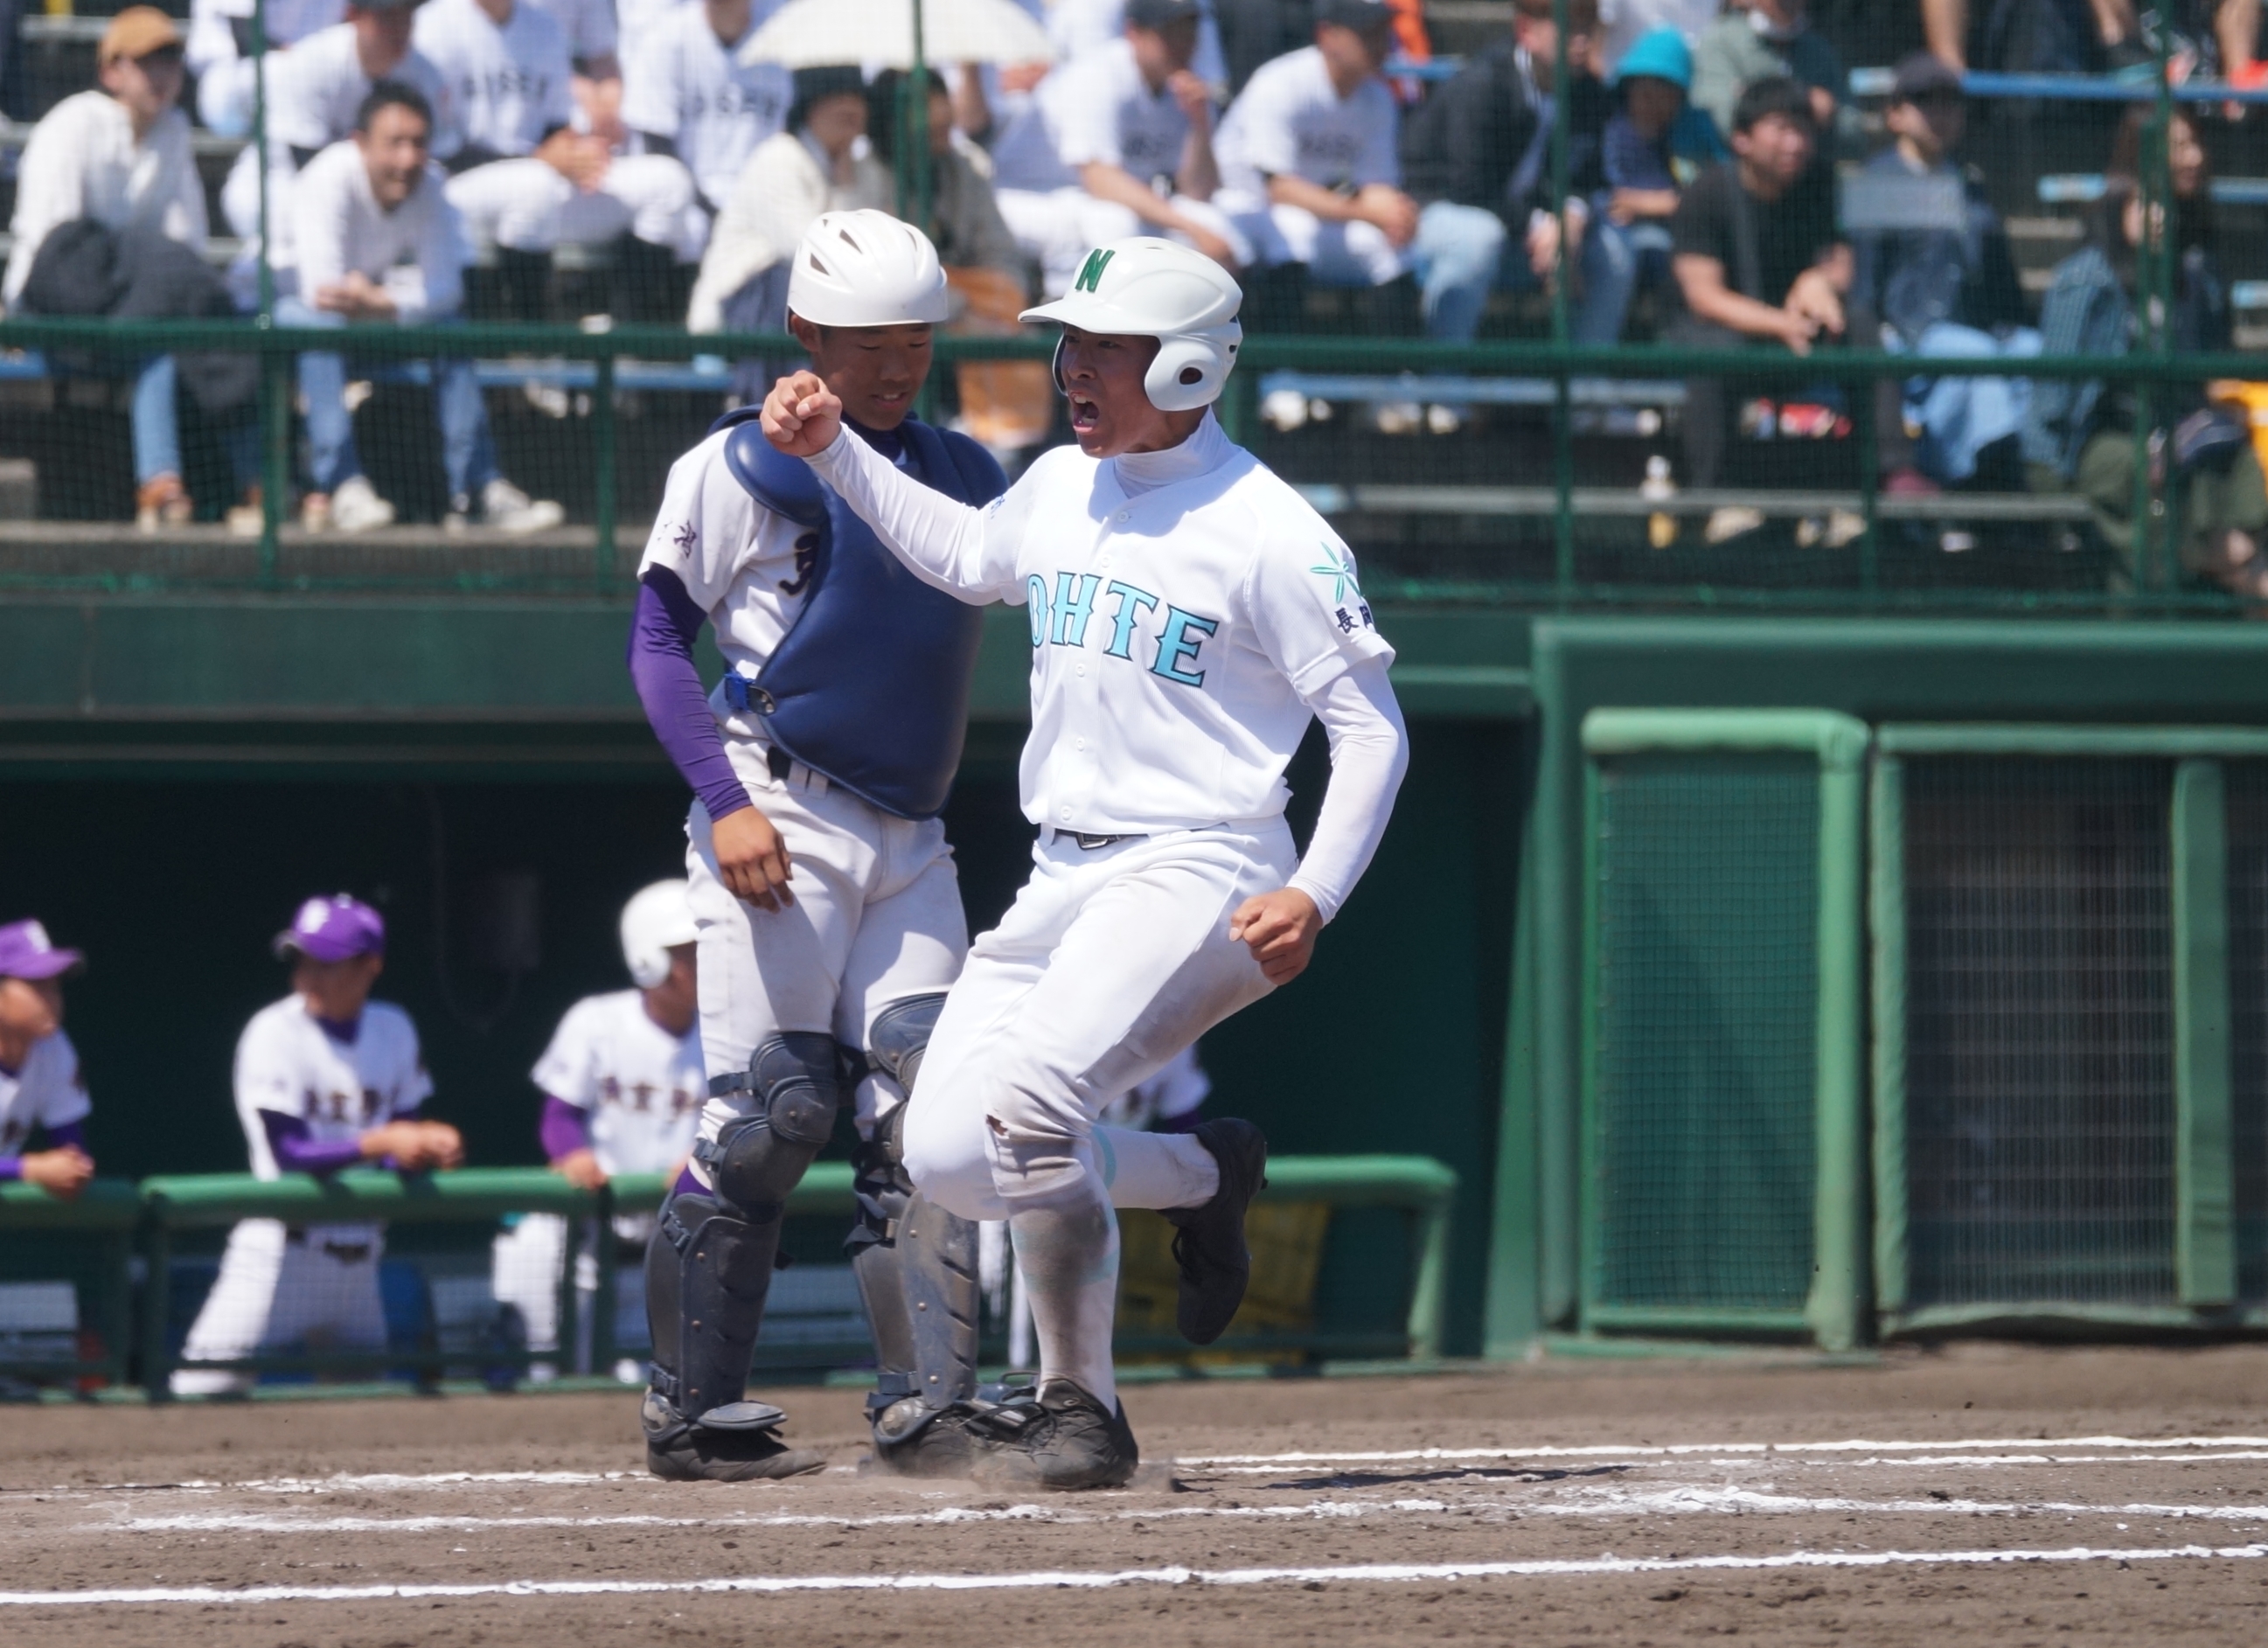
left=866, top=992, right=948, bottom=1095
left=704, top=1032, right=845, bottom=1217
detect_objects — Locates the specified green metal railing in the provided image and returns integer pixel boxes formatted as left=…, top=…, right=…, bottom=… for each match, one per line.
left=0, top=1153, right=1454, bottom=1396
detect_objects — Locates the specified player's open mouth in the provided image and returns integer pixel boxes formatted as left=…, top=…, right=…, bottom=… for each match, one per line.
left=1069, top=395, right=1099, bottom=432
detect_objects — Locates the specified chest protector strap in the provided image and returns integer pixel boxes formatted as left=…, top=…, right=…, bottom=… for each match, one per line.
left=713, top=409, right=1006, bottom=820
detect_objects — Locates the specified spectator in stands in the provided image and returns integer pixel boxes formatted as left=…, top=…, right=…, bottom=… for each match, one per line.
left=6, top=9, right=261, bottom=532
left=1217, top=0, right=1326, bottom=93
left=2024, top=110, right=2268, bottom=595
left=280, top=83, right=566, bottom=532
left=1666, top=76, right=1853, bottom=510
left=992, top=0, right=1250, bottom=299
left=1922, top=0, right=2152, bottom=75
left=1401, top=0, right=1608, bottom=352
left=1599, top=0, right=1722, bottom=79
left=1214, top=0, right=1419, bottom=331
left=187, top=0, right=344, bottom=137
left=1048, top=0, right=1234, bottom=97
left=521, top=0, right=628, bottom=143
left=1689, top=0, right=1851, bottom=150
left=416, top=0, right=704, bottom=318
left=686, top=67, right=888, bottom=397
left=621, top=0, right=792, bottom=222
left=220, top=0, right=454, bottom=270
left=0, top=920, right=94, bottom=1203
left=1848, top=52, right=2035, bottom=492
left=869, top=67, right=1056, bottom=454
left=1578, top=24, right=1709, bottom=344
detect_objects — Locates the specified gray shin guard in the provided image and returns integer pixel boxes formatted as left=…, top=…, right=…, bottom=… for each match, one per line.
left=648, top=1033, right=845, bottom=1429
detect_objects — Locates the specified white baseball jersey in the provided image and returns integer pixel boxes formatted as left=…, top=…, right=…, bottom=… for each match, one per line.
left=807, top=411, right=1394, bottom=836
left=1214, top=45, right=1398, bottom=199
left=991, top=37, right=1196, bottom=195
left=414, top=0, right=575, bottom=158
left=267, top=26, right=458, bottom=161
left=532, top=989, right=703, bottom=1176
left=524, top=0, right=618, bottom=62
left=289, top=142, right=468, bottom=320
left=620, top=3, right=792, bottom=208
left=1047, top=0, right=1229, bottom=93
left=234, top=995, right=433, bottom=1242
left=0, top=1030, right=91, bottom=1159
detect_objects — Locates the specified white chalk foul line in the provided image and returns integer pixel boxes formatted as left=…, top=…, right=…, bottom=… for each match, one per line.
left=3, top=1541, right=2266, bottom=1607
left=87, top=1486, right=2268, bottom=1539
left=1182, top=1436, right=2268, bottom=1466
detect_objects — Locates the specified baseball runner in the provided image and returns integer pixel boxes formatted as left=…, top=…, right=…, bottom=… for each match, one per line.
left=414, top=0, right=706, bottom=272
left=762, top=234, right=1409, bottom=1488
left=626, top=210, right=1008, bottom=1481
left=0, top=920, right=94, bottom=1202
left=171, top=896, right=463, bottom=1397
left=490, top=880, right=704, bottom=1379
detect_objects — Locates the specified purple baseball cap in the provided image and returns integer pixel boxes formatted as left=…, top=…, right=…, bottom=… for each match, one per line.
left=274, top=894, right=386, bottom=963
left=0, top=919, right=85, bottom=981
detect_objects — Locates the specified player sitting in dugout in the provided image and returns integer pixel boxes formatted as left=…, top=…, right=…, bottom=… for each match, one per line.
left=491, top=880, right=702, bottom=1382
left=0, top=920, right=96, bottom=1201
left=171, top=895, right=463, bottom=1397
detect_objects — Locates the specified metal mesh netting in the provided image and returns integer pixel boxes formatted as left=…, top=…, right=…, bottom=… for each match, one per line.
left=2224, top=766, right=2268, bottom=1303
left=1592, top=754, right=1819, bottom=1314
left=1901, top=757, right=2177, bottom=1311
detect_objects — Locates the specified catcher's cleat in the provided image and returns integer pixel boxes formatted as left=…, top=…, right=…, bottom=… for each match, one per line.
left=964, top=1379, right=1138, bottom=1491
left=642, top=1393, right=827, bottom=1482
left=866, top=1395, right=1015, bottom=1478
left=1163, top=1116, right=1268, bottom=1345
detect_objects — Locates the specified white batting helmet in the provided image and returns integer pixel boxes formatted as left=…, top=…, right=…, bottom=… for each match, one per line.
left=1021, top=238, right=1242, bottom=413
left=619, top=880, right=697, bottom=990
left=786, top=210, right=950, bottom=328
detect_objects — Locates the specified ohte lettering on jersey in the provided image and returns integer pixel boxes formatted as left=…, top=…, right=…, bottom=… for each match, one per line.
left=1026, top=572, right=1220, bottom=688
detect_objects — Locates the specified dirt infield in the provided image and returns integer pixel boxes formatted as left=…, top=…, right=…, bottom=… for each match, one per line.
left=5, top=1343, right=2268, bottom=1645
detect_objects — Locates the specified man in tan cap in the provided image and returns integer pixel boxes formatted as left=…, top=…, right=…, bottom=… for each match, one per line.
left=4, top=7, right=261, bottom=532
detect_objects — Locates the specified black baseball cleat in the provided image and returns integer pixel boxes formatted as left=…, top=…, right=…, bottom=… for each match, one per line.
left=964, top=1379, right=1138, bottom=1491
left=866, top=1397, right=1012, bottom=1478
left=643, top=1393, right=827, bottom=1482
left=1163, top=1116, right=1268, bottom=1345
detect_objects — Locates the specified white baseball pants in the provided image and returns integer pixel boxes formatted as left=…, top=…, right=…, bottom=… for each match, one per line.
left=685, top=741, right=969, bottom=1157
left=446, top=155, right=707, bottom=263
left=994, top=186, right=1253, bottom=298
left=490, top=1212, right=651, bottom=1370
left=1221, top=196, right=1407, bottom=286
left=170, top=1219, right=387, bottom=1396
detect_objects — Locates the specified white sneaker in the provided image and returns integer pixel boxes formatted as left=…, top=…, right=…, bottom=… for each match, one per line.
left=329, top=474, right=397, bottom=533
left=1261, top=387, right=1310, bottom=431
left=1705, top=505, right=1766, bottom=545
left=1424, top=403, right=1465, bottom=435
left=1373, top=400, right=1423, bottom=435
left=478, top=477, right=566, bottom=535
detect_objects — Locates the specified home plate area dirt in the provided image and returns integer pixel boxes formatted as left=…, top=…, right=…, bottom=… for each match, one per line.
left=5, top=1344, right=2268, bottom=1645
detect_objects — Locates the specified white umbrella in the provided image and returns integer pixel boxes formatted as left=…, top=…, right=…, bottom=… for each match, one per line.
left=738, top=0, right=1054, bottom=69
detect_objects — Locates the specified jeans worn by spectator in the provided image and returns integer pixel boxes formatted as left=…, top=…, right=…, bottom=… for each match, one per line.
left=1411, top=200, right=1541, bottom=343
left=130, top=354, right=261, bottom=490
left=1575, top=217, right=1674, bottom=345
left=275, top=297, right=499, bottom=503
left=1892, top=321, right=2042, bottom=484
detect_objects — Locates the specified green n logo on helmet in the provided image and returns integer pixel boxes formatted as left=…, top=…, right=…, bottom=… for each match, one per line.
left=1074, top=248, right=1116, bottom=294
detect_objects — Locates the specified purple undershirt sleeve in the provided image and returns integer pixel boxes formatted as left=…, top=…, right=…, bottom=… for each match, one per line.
left=0, top=1121, right=92, bottom=1181
left=540, top=1095, right=593, bottom=1161
left=630, top=567, right=752, bottom=824
left=0, top=1158, right=18, bottom=1182
left=260, top=1109, right=369, bottom=1178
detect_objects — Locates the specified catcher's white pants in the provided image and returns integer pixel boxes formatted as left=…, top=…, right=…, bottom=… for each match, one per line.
left=490, top=1213, right=651, bottom=1368
left=685, top=741, right=968, bottom=1158
left=170, top=1219, right=387, bottom=1396
left=901, top=820, right=1291, bottom=1223
left=994, top=186, right=1251, bottom=298
left=1220, top=195, right=1407, bottom=286
left=446, top=155, right=707, bottom=263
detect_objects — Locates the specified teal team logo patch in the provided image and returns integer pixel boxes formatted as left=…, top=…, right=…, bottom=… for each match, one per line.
left=1310, top=543, right=1362, bottom=602
left=1075, top=248, right=1116, bottom=294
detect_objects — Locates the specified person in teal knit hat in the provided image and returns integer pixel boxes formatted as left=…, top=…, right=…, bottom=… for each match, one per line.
left=1575, top=25, right=1722, bottom=344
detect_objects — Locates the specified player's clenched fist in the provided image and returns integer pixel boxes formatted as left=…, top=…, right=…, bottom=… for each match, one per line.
left=761, top=370, right=845, bottom=458
left=1229, top=888, right=1324, bottom=985
left=362, top=1118, right=464, bottom=1172
left=711, top=803, right=796, bottom=912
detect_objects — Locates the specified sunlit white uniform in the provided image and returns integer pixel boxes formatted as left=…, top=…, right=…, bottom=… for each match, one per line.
left=637, top=429, right=970, bottom=1162
left=185, top=0, right=344, bottom=136
left=0, top=1031, right=90, bottom=1158
left=490, top=990, right=704, bottom=1365
left=418, top=0, right=705, bottom=261
left=991, top=37, right=1248, bottom=297
left=1213, top=45, right=1405, bottom=284
left=171, top=998, right=433, bottom=1396
left=523, top=0, right=618, bottom=63
left=804, top=411, right=1402, bottom=1226
left=1047, top=0, right=1229, bottom=94
left=620, top=2, right=791, bottom=212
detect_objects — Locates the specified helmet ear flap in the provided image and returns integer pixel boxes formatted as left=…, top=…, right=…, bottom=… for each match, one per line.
left=1144, top=333, right=1232, bottom=414
left=1052, top=332, right=1069, bottom=397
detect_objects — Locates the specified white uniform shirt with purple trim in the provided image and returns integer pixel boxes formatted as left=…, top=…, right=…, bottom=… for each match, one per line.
left=532, top=989, right=702, bottom=1176
left=0, top=1030, right=91, bottom=1159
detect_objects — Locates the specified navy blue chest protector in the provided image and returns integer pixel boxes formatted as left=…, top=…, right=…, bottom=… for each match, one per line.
left=711, top=408, right=1006, bottom=820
